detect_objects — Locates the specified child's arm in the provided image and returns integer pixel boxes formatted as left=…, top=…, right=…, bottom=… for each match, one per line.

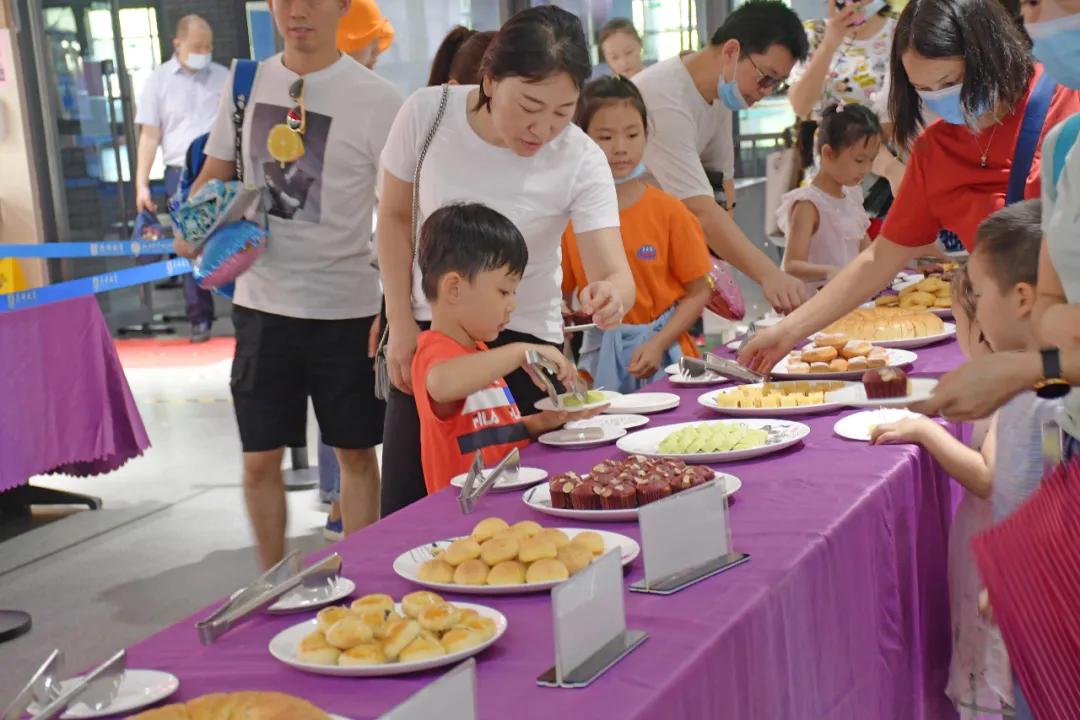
left=628, top=277, right=711, bottom=379
left=870, top=416, right=992, bottom=498
left=426, top=343, right=575, bottom=417
left=781, top=201, right=839, bottom=282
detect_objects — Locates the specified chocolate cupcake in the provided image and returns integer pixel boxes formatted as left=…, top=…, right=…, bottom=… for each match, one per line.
left=599, top=483, right=638, bottom=510
left=862, top=367, right=910, bottom=399
left=549, top=473, right=581, bottom=509
left=635, top=477, right=672, bottom=506
left=669, top=468, right=708, bottom=494
left=570, top=481, right=604, bottom=510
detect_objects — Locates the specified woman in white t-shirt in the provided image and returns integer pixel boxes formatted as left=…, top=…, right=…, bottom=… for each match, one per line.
left=377, top=6, right=635, bottom=515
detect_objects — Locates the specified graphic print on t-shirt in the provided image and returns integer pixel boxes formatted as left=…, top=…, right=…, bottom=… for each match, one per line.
left=250, top=103, right=330, bottom=221
left=456, top=383, right=528, bottom=455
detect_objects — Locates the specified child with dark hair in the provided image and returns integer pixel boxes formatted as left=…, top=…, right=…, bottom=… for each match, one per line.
left=598, top=18, right=644, bottom=78
left=426, top=26, right=496, bottom=87
left=777, top=103, right=881, bottom=287
left=563, top=76, right=712, bottom=392
left=412, top=203, right=586, bottom=494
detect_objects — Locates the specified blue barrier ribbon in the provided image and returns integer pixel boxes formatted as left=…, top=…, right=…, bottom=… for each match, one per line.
left=0, top=240, right=177, bottom=258
left=1, top=258, right=192, bottom=312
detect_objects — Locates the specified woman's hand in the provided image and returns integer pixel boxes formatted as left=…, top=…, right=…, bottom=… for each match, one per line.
left=908, top=352, right=1042, bottom=421
left=823, top=1, right=865, bottom=48
left=580, top=281, right=624, bottom=330
left=628, top=338, right=665, bottom=379
left=761, top=267, right=810, bottom=314
left=737, top=323, right=801, bottom=375
left=387, top=319, right=421, bottom=394
left=870, top=415, right=933, bottom=445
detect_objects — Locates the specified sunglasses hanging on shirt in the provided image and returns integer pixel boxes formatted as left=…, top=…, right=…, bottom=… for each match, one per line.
left=267, top=78, right=306, bottom=167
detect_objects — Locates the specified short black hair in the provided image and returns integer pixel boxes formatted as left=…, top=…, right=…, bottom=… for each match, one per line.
left=973, top=199, right=1042, bottom=290
left=418, top=203, right=529, bottom=301
left=475, top=6, right=592, bottom=112
left=889, top=0, right=1033, bottom=149
left=817, top=102, right=882, bottom=153
left=575, top=75, right=649, bottom=134
left=709, top=1, right=808, bottom=62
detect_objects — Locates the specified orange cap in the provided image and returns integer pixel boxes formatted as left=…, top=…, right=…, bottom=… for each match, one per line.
left=337, top=0, right=395, bottom=54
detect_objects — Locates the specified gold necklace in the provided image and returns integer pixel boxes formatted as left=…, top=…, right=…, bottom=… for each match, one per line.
left=973, top=124, right=999, bottom=168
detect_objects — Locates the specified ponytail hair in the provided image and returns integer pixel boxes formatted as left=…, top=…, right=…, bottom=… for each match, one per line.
left=428, top=26, right=475, bottom=86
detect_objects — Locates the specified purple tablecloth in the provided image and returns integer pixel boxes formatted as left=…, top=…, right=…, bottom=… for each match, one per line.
left=0, top=296, right=149, bottom=492
left=122, top=341, right=964, bottom=720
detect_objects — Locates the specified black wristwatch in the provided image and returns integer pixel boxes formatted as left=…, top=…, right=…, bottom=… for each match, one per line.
left=1035, top=347, right=1071, bottom=399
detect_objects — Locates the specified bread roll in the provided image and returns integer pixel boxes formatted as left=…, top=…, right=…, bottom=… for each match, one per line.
left=402, top=591, right=444, bottom=618
left=570, top=530, right=605, bottom=556
left=137, top=692, right=333, bottom=720
left=417, top=558, right=455, bottom=584
left=297, top=630, right=341, bottom=665
left=814, top=333, right=848, bottom=349
left=460, top=615, right=498, bottom=641
left=326, top=614, right=375, bottom=649
left=350, top=594, right=394, bottom=614
left=399, top=634, right=447, bottom=663
left=441, top=626, right=485, bottom=654
left=470, top=517, right=510, bottom=543
left=536, top=528, right=571, bottom=549
left=487, top=560, right=527, bottom=585
left=809, top=362, right=832, bottom=373
left=417, top=603, right=462, bottom=632
left=840, top=340, right=872, bottom=359
left=556, top=544, right=593, bottom=576
left=315, top=606, right=348, bottom=633
left=453, top=558, right=490, bottom=585
left=353, top=607, right=391, bottom=639
left=382, top=619, right=421, bottom=660
left=518, top=536, right=557, bottom=563
left=509, top=520, right=543, bottom=540
left=442, top=537, right=481, bottom=566
left=828, top=358, right=848, bottom=372
left=479, top=535, right=519, bottom=565
left=526, top=558, right=570, bottom=584
left=338, top=643, right=386, bottom=667
left=787, top=361, right=811, bottom=374
left=801, top=345, right=838, bottom=363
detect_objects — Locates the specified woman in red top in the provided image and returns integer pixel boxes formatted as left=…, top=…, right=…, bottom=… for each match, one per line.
left=740, top=0, right=1080, bottom=372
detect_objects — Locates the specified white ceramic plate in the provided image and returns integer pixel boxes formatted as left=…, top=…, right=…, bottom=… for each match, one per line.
left=929, top=306, right=953, bottom=318
left=449, top=466, right=548, bottom=492
left=28, top=670, right=180, bottom=719
left=668, top=370, right=729, bottom=387
left=535, top=389, right=621, bottom=413
left=538, top=425, right=626, bottom=449
left=835, top=322, right=956, bottom=349
left=521, top=473, right=742, bottom=522
left=603, top=392, right=681, bottom=415
left=565, top=414, right=650, bottom=431
left=770, top=348, right=918, bottom=380
left=664, top=363, right=681, bottom=375
left=267, top=577, right=357, bottom=614
left=697, top=382, right=857, bottom=417
left=830, top=377, right=938, bottom=408
left=616, top=419, right=810, bottom=464
left=268, top=602, right=507, bottom=677
left=392, top=528, right=640, bottom=595
left=564, top=322, right=597, bottom=333
left=833, top=409, right=920, bottom=441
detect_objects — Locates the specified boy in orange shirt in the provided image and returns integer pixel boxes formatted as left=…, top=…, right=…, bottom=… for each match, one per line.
left=412, top=203, right=586, bottom=494
left=563, top=76, right=712, bottom=392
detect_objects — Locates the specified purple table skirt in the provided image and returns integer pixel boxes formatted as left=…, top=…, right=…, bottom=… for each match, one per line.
left=0, top=296, right=150, bottom=492
left=122, top=340, right=965, bottom=720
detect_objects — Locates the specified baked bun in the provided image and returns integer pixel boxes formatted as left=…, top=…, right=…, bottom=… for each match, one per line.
left=402, top=591, right=444, bottom=618
left=934, top=296, right=951, bottom=308
left=417, top=603, right=462, bottom=632
left=460, top=615, right=497, bottom=641
left=518, top=536, right=558, bottom=563
left=557, top=544, right=593, bottom=575
left=338, top=643, right=387, bottom=666
left=316, top=606, right=349, bottom=633
left=840, top=340, right=872, bottom=359
left=809, top=362, right=832, bottom=373
left=509, top=520, right=543, bottom=540
left=847, top=356, right=868, bottom=371
left=442, top=537, right=481, bottom=566
left=487, top=560, right=527, bottom=585
left=570, top=530, right=605, bottom=556
left=453, top=558, right=490, bottom=585
left=470, top=517, right=510, bottom=543
left=399, top=634, right=447, bottom=663
left=536, top=528, right=571, bottom=549
left=417, top=558, right=455, bottom=584
left=828, top=358, right=848, bottom=372
left=441, top=626, right=485, bottom=654
left=801, top=346, right=838, bottom=363
left=134, top=692, right=332, bottom=720
left=814, top=333, right=848, bottom=349
left=382, top=618, right=421, bottom=660
left=350, top=594, right=394, bottom=614
left=353, top=607, right=391, bottom=639
left=875, top=294, right=899, bottom=306
left=866, top=354, right=887, bottom=368
left=326, top=614, right=375, bottom=649
left=479, top=535, right=519, bottom=565
left=297, top=630, right=341, bottom=665
left=787, top=361, right=810, bottom=374
left=526, top=558, right=570, bottom=584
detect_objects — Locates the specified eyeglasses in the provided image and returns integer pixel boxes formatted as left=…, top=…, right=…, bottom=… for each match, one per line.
left=746, top=54, right=789, bottom=94
left=286, top=78, right=306, bottom=135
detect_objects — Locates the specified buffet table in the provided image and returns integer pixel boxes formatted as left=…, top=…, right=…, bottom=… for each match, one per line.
left=0, top=296, right=149, bottom=507
left=122, top=341, right=963, bottom=720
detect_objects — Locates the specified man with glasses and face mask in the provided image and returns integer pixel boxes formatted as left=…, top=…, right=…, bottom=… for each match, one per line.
left=134, top=14, right=226, bottom=342
left=633, top=0, right=811, bottom=313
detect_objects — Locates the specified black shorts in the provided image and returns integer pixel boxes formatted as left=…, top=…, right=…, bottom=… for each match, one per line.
left=231, top=306, right=385, bottom=453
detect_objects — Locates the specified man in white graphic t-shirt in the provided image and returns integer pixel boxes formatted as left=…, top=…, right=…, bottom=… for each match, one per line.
left=177, top=0, right=403, bottom=569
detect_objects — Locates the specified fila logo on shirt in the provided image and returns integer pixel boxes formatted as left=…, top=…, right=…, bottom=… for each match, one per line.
left=636, top=244, right=657, bottom=261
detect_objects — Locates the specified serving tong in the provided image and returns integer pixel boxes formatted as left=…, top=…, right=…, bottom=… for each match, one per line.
left=526, top=349, right=588, bottom=409
left=2, top=649, right=125, bottom=720
left=195, top=551, right=342, bottom=644
left=458, top=447, right=520, bottom=515
left=679, top=352, right=765, bottom=385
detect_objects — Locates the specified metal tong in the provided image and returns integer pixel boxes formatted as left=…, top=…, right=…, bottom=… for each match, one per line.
left=458, top=447, right=520, bottom=515
left=526, top=349, right=587, bottom=409
left=195, top=551, right=342, bottom=644
left=680, top=352, right=765, bottom=385
left=2, top=649, right=125, bottom=720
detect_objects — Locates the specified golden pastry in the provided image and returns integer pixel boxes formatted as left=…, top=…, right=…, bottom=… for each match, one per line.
left=809, top=362, right=832, bottom=373
left=875, top=294, right=899, bottom=306
left=509, top=519, right=543, bottom=540
left=847, top=356, right=868, bottom=371
left=316, top=606, right=349, bottom=633
left=536, top=528, right=571, bottom=549
left=518, top=536, right=558, bottom=563
left=526, top=558, right=570, bottom=584
left=458, top=608, right=479, bottom=621
left=866, top=354, right=888, bottom=369
left=470, top=516, right=510, bottom=543
left=133, top=692, right=332, bottom=720
left=442, top=537, right=482, bottom=566
left=801, top=345, right=838, bottom=363
left=814, top=333, right=848, bottom=349
left=453, top=558, right=490, bottom=586
left=787, top=361, right=811, bottom=374
left=417, top=603, right=462, bottom=632
left=353, top=607, right=391, bottom=639
left=441, top=626, right=485, bottom=654
left=460, top=615, right=497, bottom=642
left=557, top=543, right=593, bottom=575
left=402, top=590, right=444, bottom=618
left=297, top=630, right=341, bottom=665
left=480, top=535, right=520, bottom=565
left=326, top=614, right=375, bottom=649
left=382, top=618, right=421, bottom=660
left=570, top=530, right=605, bottom=556
left=338, top=643, right=386, bottom=667
left=840, top=340, right=872, bottom=359
left=351, top=593, right=394, bottom=614
left=934, top=296, right=951, bottom=308
left=417, top=558, right=455, bottom=584
left=828, top=358, right=848, bottom=372
left=399, top=634, right=447, bottom=663
left=485, top=559, right=526, bottom=585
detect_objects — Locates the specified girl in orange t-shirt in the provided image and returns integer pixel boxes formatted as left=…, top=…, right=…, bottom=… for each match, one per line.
left=562, top=76, right=712, bottom=393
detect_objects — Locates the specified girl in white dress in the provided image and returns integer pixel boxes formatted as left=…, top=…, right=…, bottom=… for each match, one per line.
left=777, top=103, right=879, bottom=290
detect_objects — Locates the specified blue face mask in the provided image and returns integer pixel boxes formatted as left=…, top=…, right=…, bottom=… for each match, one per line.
left=1027, top=13, right=1080, bottom=90
left=717, top=64, right=748, bottom=111
left=917, top=83, right=967, bottom=125
left=614, top=162, right=648, bottom=185
left=852, top=0, right=887, bottom=24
